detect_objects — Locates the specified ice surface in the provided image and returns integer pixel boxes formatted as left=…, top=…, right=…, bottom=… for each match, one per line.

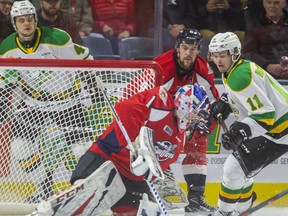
left=101, top=207, right=288, bottom=215
left=167, top=207, right=288, bottom=215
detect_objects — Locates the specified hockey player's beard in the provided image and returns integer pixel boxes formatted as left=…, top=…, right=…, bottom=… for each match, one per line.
left=179, top=58, right=193, bottom=69
left=43, top=7, right=58, bottom=18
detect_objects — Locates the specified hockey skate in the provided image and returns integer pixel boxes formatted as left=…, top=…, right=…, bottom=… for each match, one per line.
left=185, top=193, right=216, bottom=216
left=212, top=209, right=239, bottom=216
left=211, top=191, right=257, bottom=216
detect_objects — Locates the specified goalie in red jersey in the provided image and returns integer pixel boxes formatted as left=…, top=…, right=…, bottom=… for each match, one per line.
left=32, top=84, right=210, bottom=216
left=154, top=28, right=220, bottom=215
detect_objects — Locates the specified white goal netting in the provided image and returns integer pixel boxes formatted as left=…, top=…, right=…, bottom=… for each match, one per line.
left=0, top=59, right=162, bottom=214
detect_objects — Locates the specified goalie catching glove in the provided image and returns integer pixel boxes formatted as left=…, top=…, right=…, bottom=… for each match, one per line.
left=221, top=122, right=252, bottom=151
left=131, top=126, right=165, bottom=180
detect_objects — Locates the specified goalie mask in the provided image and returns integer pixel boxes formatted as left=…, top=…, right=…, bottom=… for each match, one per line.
left=174, top=84, right=209, bottom=132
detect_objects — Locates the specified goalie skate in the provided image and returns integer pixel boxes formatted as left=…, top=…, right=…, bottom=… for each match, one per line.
left=29, top=161, right=125, bottom=216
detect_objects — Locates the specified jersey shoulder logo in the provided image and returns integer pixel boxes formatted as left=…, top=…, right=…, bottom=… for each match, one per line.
left=163, top=125, right=173, bottom=136
left=158, top=86, right=168, bottom=105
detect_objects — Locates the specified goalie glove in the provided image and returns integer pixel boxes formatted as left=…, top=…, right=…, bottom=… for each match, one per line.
left=210, top=93, right=232, bottom=124
left=131, top=126, right=165, bottom=180
left=186, top=110, right=211, bottom=140
left=221, top=122, right=252, bottom=151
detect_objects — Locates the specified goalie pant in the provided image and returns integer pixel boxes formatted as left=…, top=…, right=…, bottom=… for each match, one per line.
left=70, top=86, right=186, bottom=215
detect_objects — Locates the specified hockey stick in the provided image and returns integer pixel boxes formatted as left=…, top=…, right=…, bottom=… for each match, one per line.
left=95, top=77, right=169, bottom=216
left=239, top=189, right=288, bottom=216
left=95, top=77, right=135, bottom=154
left=217, top=114, right=253, bottom=178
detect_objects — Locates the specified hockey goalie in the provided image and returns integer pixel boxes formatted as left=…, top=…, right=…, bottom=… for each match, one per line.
left=30, top=84, right=211, bottom=216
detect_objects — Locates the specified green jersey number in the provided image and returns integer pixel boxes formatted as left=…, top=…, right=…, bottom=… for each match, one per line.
left=247, top=94, right=264, bottom=111
left=74, top=45, right=86, bottom=55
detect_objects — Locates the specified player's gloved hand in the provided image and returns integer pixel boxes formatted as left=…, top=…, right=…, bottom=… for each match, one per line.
left=210, top=93, right=232, bottom=124
left=130, top=127, right=164, bottom=180
left=3, top=69, right=19, bottom=88
left=221, top=122, right=252, bottom=150
left=131, top=136, right=150, bottom=177
left=186, top=110, right=211, bottom=140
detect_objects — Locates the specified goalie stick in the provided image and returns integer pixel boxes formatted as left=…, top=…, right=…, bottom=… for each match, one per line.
left=239, top=189, right=288, bottom=216
left=95, top=77, right=168, bottom=216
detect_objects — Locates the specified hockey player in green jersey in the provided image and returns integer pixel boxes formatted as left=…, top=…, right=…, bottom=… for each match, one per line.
left=0, top=0, right=94, bottom=203
left=208, top=32, right=288, bottom=216
left=0, top=0, right=92, bottom=59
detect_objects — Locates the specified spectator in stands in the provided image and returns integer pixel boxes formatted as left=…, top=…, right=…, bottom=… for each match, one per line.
left=135, top=0, right=198, bottom=52
left=191, top=0, right=246, bottom=43
left=60, top=0, right=93, bottom=37
left=88, top=0, right=137, bottom=55
left=243, top=0, right=288, bottom=79
left=0, top=0, right=14, bottom=43
left=37, top=0, right=83, bottom=45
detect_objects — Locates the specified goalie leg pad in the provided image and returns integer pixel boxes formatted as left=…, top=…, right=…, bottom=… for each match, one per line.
left=34, top=161, right=126, bottom=216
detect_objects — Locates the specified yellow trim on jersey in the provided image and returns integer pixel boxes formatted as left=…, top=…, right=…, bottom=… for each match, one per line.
left=20, top=77, right=82, bottom=101
left=53, top=79, right=81, bottom=100
left=15, top=27, right=42, bottom=54
left=257, top=118, right=275, bottom=126
left=19, top=153, right=40, bottom=169
left=269, top=120, right=288, bottom=133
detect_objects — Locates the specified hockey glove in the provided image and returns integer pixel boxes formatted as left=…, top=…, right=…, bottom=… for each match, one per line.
left=210, top=93, right=232, bottom=124
left=221, top=122, right=252, bottom=151
left=131, top=136, right=149, bottom=177
left=131, top=126, right=165, bottom=180
left=186, top=110, right=212, bottom=140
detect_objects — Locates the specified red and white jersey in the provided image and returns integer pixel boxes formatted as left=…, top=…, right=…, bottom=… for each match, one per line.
left=154, top=49, right=219, bottom=102
left=88, top=86, right=185, bottom=181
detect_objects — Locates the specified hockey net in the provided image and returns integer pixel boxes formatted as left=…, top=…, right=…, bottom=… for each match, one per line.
left=0, top=59, right=162, bottom=215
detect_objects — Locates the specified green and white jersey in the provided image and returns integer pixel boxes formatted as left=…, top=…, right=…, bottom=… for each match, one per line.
left=0, top=26, right=93, bottom=60
left=223, top=59, right=288, bottom=144
left=0, top=26, right=93, bottom=111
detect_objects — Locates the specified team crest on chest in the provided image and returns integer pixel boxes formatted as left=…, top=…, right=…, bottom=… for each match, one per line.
left=154, top=141, right=177, bottom=161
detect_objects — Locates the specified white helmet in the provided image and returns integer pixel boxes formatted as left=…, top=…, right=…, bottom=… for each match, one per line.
left=11, top=0, right=37, bottom=24
left=209, top=32, right=241, bottom=56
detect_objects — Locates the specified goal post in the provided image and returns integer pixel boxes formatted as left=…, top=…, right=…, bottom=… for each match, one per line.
left=0, top=59, right=162, bottom=215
